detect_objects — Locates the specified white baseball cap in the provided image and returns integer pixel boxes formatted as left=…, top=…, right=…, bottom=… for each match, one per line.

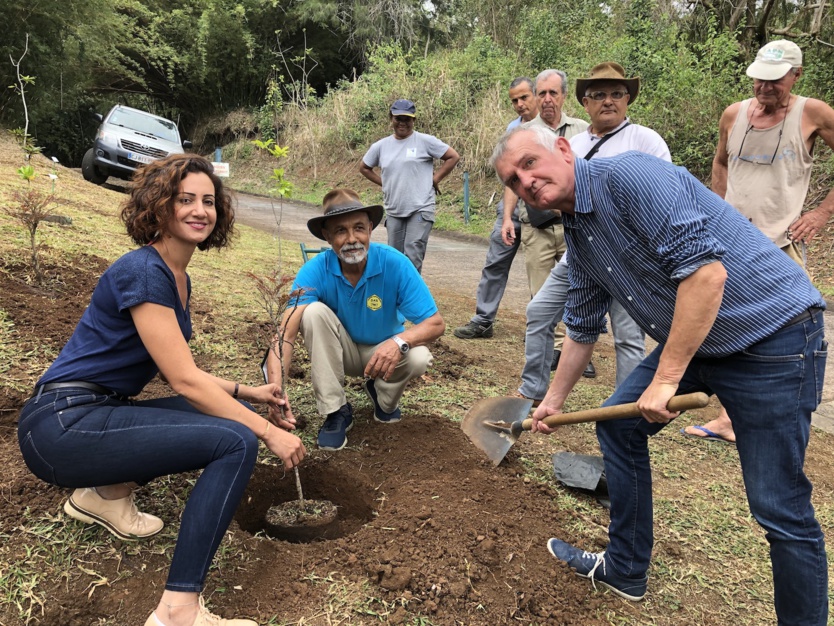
left=746, top=40, right=802, bottom=80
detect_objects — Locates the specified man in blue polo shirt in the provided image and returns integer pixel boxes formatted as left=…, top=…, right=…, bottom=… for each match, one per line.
left=265, top=188, right=445, bottom=451
left=492, top=126, right=828, bottom=624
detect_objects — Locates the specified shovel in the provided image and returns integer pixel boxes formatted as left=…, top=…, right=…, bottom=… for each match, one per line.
left=462, top=392, right=710, bottom=466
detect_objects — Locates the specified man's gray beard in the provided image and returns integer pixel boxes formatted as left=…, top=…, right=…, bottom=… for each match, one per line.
left=338, top=245, right=367, bottom=265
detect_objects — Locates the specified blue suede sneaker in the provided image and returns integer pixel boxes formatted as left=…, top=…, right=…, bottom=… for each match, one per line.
left=547, top=538, right=647, bottom=601
left=317, top=403, right=353, bottom=450
left=364, top=379, right=402, bottom=423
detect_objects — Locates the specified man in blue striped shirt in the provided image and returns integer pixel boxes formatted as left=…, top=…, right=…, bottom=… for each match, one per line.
left=492, top=125, right=828, bottom=624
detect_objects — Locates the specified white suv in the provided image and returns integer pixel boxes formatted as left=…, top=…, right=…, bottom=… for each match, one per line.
left=82, top=105, right=192, bottom=184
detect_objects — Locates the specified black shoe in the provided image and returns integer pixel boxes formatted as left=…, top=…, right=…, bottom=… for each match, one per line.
left=550, top=349, right=561, bottom=372
left=582, top=361, right=596, bottom=378
left=453, top=321, right=494, bottom=339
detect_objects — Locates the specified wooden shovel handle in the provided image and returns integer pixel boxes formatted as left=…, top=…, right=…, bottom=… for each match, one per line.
left=522, top=392, right=710, bottom=430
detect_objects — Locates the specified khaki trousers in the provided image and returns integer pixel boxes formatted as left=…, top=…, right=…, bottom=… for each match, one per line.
left=782, top=240, right=807, bottom=270
left=300, top=302, right=433, bottom=416
left=521, top=223, right=567, bottom=295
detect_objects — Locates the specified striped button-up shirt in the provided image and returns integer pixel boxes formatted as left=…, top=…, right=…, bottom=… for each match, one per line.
left=563, top=151, right=825, bottom=357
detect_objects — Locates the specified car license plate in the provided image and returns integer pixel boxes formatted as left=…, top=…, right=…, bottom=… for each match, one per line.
left=127, top=151, right=154, bottom=164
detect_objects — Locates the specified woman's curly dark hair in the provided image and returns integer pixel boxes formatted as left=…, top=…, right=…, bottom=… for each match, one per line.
left=120, top=153, right=235, bottom=251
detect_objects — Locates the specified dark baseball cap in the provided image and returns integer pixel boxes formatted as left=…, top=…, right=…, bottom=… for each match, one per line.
left=390, top=99, right=416, bottom=116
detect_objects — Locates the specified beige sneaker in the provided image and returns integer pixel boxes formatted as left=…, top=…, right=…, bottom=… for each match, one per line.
left=143, top=597, right=257, bottom=626
left=63, top=488, right=163, bottom=540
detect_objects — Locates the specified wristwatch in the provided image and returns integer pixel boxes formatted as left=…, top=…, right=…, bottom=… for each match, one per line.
left=392, top=335, right=410, bottom=354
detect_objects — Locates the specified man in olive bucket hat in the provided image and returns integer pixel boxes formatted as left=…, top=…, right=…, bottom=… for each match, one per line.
left=265, top=188, right=445, bottom=451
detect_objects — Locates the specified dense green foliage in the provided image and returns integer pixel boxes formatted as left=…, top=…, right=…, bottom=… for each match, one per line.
left=2, top=0, right=833, bottom=184
left=515, top=0, right=751, bottom=178
left=1, top=0, right=354, bottom=163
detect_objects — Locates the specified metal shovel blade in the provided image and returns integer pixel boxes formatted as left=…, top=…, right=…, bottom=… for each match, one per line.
left=462, top=392, right=710, bottom=466
left=461, top=397, right=534, bottom=466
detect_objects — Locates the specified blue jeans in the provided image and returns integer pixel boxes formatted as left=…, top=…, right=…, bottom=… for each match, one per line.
left=519, top=256, right=645, bottom=399
left=18, top=389, right=259, bottom=593
left=597, top=311, right=827, bottom=626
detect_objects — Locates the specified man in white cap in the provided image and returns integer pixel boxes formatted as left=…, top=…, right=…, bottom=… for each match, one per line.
left=684, top=39, right=834, bottom=444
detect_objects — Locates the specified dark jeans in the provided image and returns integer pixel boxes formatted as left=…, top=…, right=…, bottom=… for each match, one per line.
left=18, top=389, right=259, bottom=593
left=597, top=311, right=827, bottom=626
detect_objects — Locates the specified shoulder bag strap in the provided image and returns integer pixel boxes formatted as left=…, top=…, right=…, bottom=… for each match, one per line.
left=583, top=122, right=630, bottom=160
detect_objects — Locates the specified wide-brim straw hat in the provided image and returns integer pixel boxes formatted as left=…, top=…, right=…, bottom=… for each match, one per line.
left=575, top=62, right=640, bottom=106
left=307, top=200, right=384, bottom=241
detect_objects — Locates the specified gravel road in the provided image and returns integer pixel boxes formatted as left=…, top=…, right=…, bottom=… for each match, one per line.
left=232, top=193, right=533, bottom=319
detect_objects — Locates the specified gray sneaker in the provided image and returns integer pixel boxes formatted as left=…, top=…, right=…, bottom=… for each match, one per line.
left=453, top=321, right=494, bottom=339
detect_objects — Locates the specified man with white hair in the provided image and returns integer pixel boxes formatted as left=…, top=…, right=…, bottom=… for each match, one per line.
left=492, top=124, right=827, bottom=623
left=501, top=69, right=589, bottom=297
left=515, top=62, right=670, bottom=405
left=499, top=69, right=593, bottom=376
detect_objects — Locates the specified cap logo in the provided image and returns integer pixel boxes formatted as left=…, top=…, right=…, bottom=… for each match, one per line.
left=762, top=48, right=785, bottom=61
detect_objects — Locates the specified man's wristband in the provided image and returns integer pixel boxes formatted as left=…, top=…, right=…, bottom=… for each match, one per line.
left=233, top=383, right=240, bottom=399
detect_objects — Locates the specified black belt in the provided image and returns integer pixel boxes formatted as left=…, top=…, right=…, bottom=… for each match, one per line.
left=521, top=215, right=563, bottom=224
left=783, top=307, right=824, bottom=329
left=33, top=381, right=131, bottom=401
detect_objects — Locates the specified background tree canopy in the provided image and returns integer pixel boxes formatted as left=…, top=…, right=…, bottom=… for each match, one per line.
left=2, top=0, right=833, bottom=179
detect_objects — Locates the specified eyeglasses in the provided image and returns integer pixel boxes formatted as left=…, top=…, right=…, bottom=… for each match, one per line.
left=736, top=111, right=787, bottom=165
left=393, top=116, right=414, bottom=123
left=585, top=90, right=628, bottom=101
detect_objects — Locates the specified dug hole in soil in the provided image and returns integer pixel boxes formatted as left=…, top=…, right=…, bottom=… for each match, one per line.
left=0, top=254, right=627, bottom=626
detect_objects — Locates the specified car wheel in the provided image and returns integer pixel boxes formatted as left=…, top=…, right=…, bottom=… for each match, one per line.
left=81, top=148, right=108, bottom=185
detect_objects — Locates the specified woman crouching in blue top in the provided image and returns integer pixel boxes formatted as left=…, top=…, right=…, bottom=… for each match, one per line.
left=17, top=154, right=306, bottom=626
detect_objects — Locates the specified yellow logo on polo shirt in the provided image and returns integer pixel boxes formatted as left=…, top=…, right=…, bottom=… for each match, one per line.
left=366, top=295, right=382, bottom=311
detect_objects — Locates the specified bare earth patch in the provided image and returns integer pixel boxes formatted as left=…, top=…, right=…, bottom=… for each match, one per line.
left=0, top=257, right=618, bottom=626
left=2, top=141, right=834, bottom=625
left=7, top=251, right=834, bottom=626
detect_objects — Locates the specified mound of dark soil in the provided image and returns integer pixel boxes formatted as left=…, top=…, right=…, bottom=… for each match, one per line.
left=0, top=257, right=620, bottom=626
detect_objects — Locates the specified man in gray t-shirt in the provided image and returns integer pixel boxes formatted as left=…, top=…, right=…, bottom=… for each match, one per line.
left=360, top=99, right=460, bottom=273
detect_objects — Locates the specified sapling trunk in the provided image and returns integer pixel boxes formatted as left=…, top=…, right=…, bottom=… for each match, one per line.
left=278, top=403, right=305, bottom=505
left=294, top=467, right=305, bottom=505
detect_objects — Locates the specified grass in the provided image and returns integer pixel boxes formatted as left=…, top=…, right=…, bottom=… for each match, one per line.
left=3, top=135, right=834, bottom=625
left=0, top=507, right=129, bottom=624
